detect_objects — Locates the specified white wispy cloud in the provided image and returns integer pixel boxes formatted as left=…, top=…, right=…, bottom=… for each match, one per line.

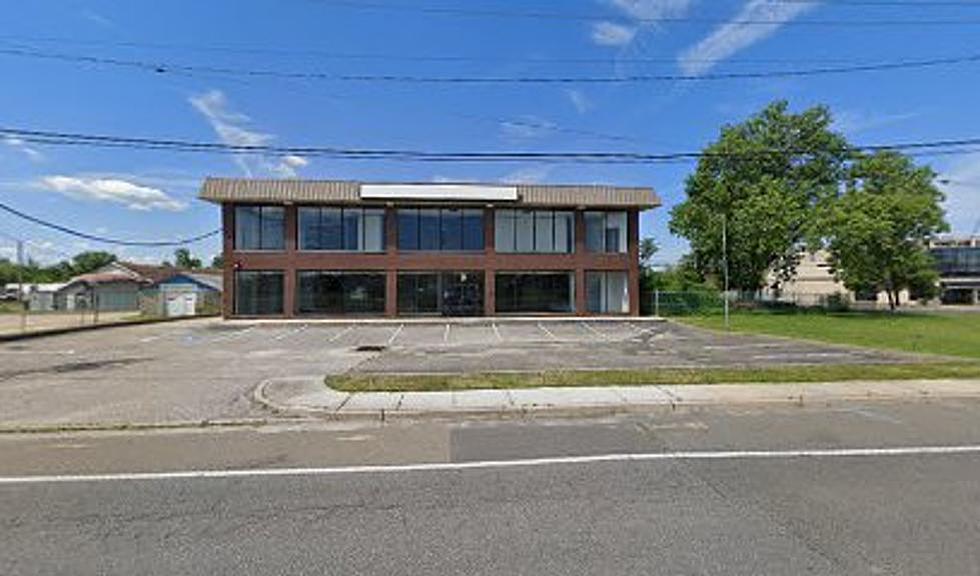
left=678, top=0, right=819, bottom=76
left=591, top=0, right=697, bottom=47
left=501, top=165, right=554, bottom=184
left=189, top=89, right=308, bottom=178
left=833, top=109, right=922, bottom=136
left=38, top=176, right=187, bottom=212
left=938, top=154, right=980, bottom=234
left=591, top=22, right=638, bottom=46
left=3, top=136, right=43, bottom=162
left=499, top=115, right=557, bottom=140
left=566, top=89, right=593, bottom=114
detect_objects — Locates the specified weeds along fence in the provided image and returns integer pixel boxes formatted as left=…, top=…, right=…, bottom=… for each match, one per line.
left=641, top=290, right=896, bottom=317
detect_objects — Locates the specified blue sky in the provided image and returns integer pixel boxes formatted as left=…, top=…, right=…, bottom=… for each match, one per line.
left=1, top=0, right=979, bottom=266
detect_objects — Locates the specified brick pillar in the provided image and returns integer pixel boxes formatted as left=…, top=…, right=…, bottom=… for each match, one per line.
left=574, top=210, right=587, bottom=316
left=282, top=204, right=297, bottom=318
left=484, top=207, right=496, bottom=316
left=385, top=206, right=399, bottom=317
left=222, top=204, right=235, bottom=318
left=628, top=209, right=641, bottom=317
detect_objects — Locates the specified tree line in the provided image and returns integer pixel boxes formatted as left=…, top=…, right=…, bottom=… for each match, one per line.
left=0, top=249, right=221, bottom=286
left=659, top=100, right=947, bottom=309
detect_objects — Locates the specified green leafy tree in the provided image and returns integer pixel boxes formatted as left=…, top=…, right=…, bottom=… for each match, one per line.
left=639, top=237, right=659, bottom=271
left=174, top=248, right=202, bottom=269
left=210, top=254, right=225, bottom=269
left=824, top=151, right=947, bottom=310
left=70, top=251, right=117, bottom=275
left=669, top=101, right=850, bottom=292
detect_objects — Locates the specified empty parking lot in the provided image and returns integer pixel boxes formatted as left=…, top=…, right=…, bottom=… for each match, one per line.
left=0, top=318, right=914, bottom=427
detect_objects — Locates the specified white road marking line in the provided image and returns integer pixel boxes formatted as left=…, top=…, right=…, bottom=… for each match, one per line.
left=387, top=324, right=404, bottom=345
left=443, top=324, right=451, bottom=343
left=491, top=322, right=503, bottom=342
left=0, top=349, right=76, bottom=355
left=581, top=321, right=609, bottom=340
left=2, top=445, right=979, bottom=485
left=139, top=336, right=160, bottom=343
left=537, top=322, right=558, bottom=341
left=328, top=326, right=354, bottom=343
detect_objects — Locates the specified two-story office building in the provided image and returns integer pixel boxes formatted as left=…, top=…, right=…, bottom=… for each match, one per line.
left=931, top=236, right=980, bottom=305
left=200, top=178, right=660, bottom=318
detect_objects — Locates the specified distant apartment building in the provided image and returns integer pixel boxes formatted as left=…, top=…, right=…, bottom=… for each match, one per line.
left=930, top=236, right=980, bottom=305
left=200, top=179, right=660, bottom=318
left=764, top=250, right=909, bottom=308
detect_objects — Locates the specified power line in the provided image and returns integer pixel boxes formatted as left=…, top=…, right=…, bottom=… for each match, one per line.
left=0, top=200, right=220, bottom=247
left=3, top=126, right=980, bottom=164
left=315, top=0, right=980, bottom=26
left=3, top=46, right=979, bottom=84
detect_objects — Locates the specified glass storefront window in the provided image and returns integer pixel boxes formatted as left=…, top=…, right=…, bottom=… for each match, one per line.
left=495, top=272, right=574, bottom=314
left=398, top=272, right=484, bottom=316
left=296, top=272, right=386, bottom=315
left=235, top=206, right=284, bottom=251
left=586, top=271, right=629, bottom=314
left=234, top=271, right=284, bottom=315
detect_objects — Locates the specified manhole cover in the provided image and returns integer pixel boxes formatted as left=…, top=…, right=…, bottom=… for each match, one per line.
left=354, top=344, right=387, bottom=353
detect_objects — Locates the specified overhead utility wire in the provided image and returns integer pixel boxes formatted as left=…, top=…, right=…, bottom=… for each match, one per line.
left=3, top=47, right=979, bottom=84
left=0, top=201, right=220, bottom=247
left=317, top=0, right=980, bottom=25
left=3, top=126, right=980, bottom=164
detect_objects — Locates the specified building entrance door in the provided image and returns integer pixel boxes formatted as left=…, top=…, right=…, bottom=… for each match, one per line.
left=397, top=271, right=484, bottom=316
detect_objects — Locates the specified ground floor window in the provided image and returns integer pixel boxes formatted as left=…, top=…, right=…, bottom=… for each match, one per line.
left=495, top=272, right=574, bottom=314
left=586, top=271, right=629, bottom=314
left=235, top=271, right=284, bottom=315
left=398, top=271, right=484, bottom=316
left=297, top=271, right=386, bottom=315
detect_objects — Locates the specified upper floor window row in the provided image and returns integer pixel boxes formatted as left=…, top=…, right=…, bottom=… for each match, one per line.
left=398, top=208, right=484, bottom=252
left=495, top=210, right=574, bottom=254
left=299, top=207, right=385, bottom=252
left=585, top=211, right=627, bottom=254
left=235, top=206, right=285, bottom=251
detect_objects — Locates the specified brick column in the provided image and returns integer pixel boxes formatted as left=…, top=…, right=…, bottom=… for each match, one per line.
left=574, top=210, right=587, bottom=316
left=484, top=207, right=496, bottom=316
left=628, top=209, right=641, bottom=317
left=385, top=206, right=399, bottom=317
left=282, top=204, right=297, bottom=318
left=222, top=204, right=234, bottom=318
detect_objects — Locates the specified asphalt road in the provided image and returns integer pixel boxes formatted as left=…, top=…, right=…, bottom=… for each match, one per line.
left=3, top=400, right=980, bottom=575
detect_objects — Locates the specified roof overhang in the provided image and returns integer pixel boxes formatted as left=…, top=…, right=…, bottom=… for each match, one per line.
left=199, top=178, right=660, bottom=209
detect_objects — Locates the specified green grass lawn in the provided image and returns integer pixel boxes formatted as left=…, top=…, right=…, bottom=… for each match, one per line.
left=680, top=311, right=980, bottom=360
left=328, top=362, right=980, bottom=393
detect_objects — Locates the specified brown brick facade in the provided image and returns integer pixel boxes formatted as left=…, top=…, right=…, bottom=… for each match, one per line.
left=221, top=204, right=641, bottom=318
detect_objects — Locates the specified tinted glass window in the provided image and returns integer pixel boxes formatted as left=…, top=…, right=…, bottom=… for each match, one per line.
left=419, top=209, right=440, bottom=251
left=554, top=212, right=574, bottom=253
left=495, top=210, right=515, bottom=252
left=299, top=207, right=382, bottom=251
left=296, top=272, right=386, bottom=315
left=440, top=209, right=463, bottom=251
left=398, top=209, right=419, bottom=250
left=235, top=206, right=284, bottom=250
left=462, top=209, right=485, bottom=251
left=235, top=271, right=284, bottom=315
left=586, top=271, right=629, bottom=314
left=495, top=209, right=573, bottom=254
left=495, top=273, right=574, bottom=313
left=585, top=211, right=627, bottom=253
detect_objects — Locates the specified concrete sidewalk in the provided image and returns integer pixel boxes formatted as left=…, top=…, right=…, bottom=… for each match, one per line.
left=255, top=377, right=980, bottom=420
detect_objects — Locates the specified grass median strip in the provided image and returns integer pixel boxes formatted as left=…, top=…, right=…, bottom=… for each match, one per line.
left=327, top=362, right=980, bottom=393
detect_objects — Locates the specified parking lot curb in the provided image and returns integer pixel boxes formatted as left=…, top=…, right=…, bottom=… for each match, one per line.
left=253, top=377, right=980, bottom=422
left=0, top=314, right=218, bottom=343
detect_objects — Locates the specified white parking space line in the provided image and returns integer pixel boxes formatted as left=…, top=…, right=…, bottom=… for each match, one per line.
left=4, top=445, right=980, bottom=484
left=537, top=322, right=558, bottom=341
left=580, top=322, right=609, bottom=341
left=273, top=324, right=309, bottom=341
left=491, top=322, right=503, bottom=342
left=387, top=324, right=404, bottom=345
left=0, top=349, right=76, bottom=356
left=443, top=324, right=451, bottom=343
left=327, top=325, right=354, bottom=343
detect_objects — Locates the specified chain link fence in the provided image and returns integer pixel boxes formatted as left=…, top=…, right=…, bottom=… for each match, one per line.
left=641, top=289, right=911, bottom=317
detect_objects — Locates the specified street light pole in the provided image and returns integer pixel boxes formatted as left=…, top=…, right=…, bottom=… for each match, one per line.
left=16, top=240, right=26, bottom=333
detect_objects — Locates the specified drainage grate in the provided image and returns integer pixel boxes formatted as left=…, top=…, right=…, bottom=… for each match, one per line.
left=354, top=344, right=387, bottom=353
